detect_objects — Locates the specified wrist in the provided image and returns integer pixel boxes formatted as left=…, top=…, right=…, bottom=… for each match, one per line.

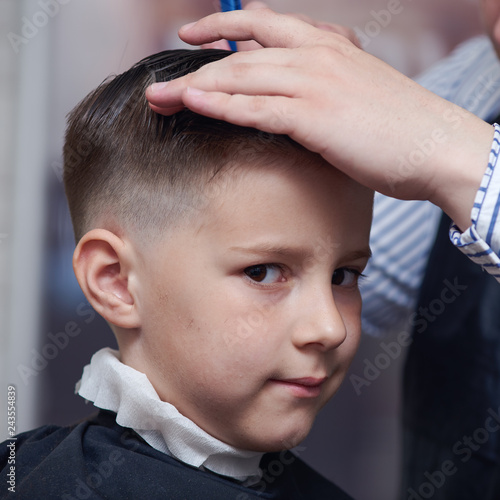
left=428, top=111, right=494, bottom=231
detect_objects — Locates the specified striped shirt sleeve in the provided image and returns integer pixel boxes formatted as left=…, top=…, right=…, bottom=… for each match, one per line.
left=450, top=124, right=500, bottom=280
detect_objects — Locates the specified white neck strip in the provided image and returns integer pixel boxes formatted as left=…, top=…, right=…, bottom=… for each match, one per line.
left=76, top=348, right=263, bottom=483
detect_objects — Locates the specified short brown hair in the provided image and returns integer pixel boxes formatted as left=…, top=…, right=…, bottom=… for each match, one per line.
left=63, top=49, right=309, bottom=242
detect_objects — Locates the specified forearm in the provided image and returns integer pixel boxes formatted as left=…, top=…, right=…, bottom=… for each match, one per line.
left=425, top=108, right=494, bottom=231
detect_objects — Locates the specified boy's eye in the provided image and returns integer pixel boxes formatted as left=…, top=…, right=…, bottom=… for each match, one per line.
left=244, top=264, right=283, bottom=284
left=332, top=268, right=361, bottom=287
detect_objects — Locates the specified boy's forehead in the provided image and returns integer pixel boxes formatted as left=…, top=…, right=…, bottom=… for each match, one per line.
left=226, top=151, right=368, bottom=197
left=189, top=154, right=373, bottom=246
left=218, top=149, right=349, bottom=190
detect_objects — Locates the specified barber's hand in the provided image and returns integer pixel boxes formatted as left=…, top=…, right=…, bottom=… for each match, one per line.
left=201, top=2, right=361, bottom=51
left=146, top=8, right=493, bottom=230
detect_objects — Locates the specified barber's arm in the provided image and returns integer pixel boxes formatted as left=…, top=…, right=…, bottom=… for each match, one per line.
left=146, top=7, right=499, bottom=277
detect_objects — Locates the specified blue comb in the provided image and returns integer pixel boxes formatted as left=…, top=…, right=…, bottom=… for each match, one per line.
left=220, top=0, right=242, bottom=51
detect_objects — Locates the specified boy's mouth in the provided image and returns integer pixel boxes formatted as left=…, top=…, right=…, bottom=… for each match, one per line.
left=269, top=377, right=327, bottom=398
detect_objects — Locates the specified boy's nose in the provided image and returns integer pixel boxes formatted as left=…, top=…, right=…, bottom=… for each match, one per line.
left=291, top=285, right=348, bottom=352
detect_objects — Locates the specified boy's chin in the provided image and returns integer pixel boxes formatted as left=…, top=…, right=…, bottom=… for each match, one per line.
left=234, top=419, right=314, bottom=453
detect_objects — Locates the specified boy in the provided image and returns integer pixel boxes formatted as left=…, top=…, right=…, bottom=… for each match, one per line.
left=0, top=49, right=372, bottom=499
left=145, top=6, right=500, bottom=498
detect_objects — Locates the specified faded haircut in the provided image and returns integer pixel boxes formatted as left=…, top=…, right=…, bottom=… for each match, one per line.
left=63, top=49, right=309, bottom=242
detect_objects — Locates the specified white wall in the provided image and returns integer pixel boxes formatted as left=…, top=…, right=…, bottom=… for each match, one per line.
left=1, top=0, right=54, bottom=439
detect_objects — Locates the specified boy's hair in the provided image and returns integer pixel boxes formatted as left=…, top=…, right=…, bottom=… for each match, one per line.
left=63, top=49, right=308, bottom=242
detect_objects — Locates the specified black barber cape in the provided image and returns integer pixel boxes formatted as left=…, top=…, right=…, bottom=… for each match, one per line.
left=0, top=410, right=353, bottom=500
left=404, top=213, right=500, bottom=463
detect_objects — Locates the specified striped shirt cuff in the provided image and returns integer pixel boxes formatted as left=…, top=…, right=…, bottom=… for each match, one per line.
left=450, top=124, right=500, bottom=279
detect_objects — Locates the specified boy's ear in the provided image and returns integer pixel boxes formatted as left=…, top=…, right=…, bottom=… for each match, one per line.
left=73, top=229, right=141, bottom=329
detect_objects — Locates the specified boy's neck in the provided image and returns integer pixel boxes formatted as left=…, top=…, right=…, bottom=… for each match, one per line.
left=76, top=347, right=264, bottom=483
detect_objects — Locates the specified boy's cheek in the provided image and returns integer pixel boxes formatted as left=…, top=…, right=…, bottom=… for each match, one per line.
left=220, top=321, right=277, bottom=359
left=334, top=291, right=363, bottom=327
left=218, top=298, right=285, bottom=346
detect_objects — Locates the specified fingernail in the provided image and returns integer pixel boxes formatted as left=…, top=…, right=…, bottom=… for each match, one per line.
left=180, top=22, right=196, bottom=32
left=187, top=87, right=205, bottom=96
left=148, top=82, right=169, bottom=94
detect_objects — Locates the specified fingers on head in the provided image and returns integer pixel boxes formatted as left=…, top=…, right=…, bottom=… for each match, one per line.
left=180, top=8, right=315, bottom=49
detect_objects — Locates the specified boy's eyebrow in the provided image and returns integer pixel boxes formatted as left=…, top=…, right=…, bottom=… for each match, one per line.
left=229, top=244, right=310, bottom=259
left=228, top=245, right=372, bottom=261
left=341, top=248, right=373, bottom=261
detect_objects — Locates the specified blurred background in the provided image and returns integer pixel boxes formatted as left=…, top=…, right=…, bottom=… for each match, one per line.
left=0, top=0, right=484, bottom=499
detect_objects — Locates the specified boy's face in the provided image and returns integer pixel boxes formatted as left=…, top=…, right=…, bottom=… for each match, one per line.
left=129, top=154, right=372, bottom=452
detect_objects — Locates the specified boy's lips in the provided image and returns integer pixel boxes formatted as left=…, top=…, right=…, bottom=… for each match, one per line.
left=269, top=376, right=327, bottom=398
